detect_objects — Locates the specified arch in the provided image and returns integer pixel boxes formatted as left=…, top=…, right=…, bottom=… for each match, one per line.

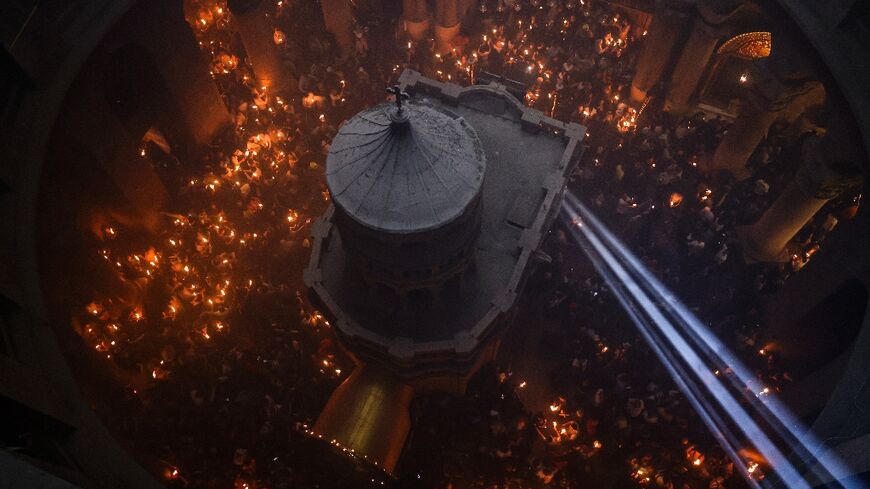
left=695, top=32, right=773, bottom=113
left=716, top=31, right=772, bottom=59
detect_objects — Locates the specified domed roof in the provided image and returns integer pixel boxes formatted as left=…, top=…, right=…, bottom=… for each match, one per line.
left=326, top=102, right=486, bottom=233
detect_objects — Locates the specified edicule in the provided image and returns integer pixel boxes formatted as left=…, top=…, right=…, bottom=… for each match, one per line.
left=304, top=70, right=584, bottom=472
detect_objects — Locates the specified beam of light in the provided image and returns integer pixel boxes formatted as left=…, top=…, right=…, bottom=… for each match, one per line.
left=564, top=192, right=861, bottom=487
left=568, top=207, right=764, bottom=489
left=561, top=191, right=865, bottom=489
left=562, top=199, right=802, bottom=488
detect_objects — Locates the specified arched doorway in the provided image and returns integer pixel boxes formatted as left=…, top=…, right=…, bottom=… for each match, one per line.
left=696, top=31, right=772, bottom=116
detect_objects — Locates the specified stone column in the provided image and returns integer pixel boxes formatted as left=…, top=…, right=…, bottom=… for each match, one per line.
left=707, top=95, right=782, bottom=180
left=321, top=0, right=354, bottom=55
left=738, top=134, right=862, bottom=263
left=707, top=58, right=821, bottom=179
left=135, top=0, right=232, bottom=146
left=630, top=2, right=691, bottom=104
left=228, top=0, right=294, bottom=95
left=403, top=0, right=430, bottom=41
left=102, top=136, right=168, bottom=233
left=61, top=76, right=168, bottom=233
left=434, top=0, right=461, bottom=53
left=664, top=16, right=722, bottom=114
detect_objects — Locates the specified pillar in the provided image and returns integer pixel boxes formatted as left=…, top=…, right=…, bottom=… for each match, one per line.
left=228, top=0, right=294, bottom=95
left=738, top=134, right=862, bottom=263
left=135, top=0, right=232, bottom=146
left=630, top=3, right=691, bottom=104
left=88, top=93, right=168, bottom=232
left=403, top=0, right=430, bottom=41
left=664, top=16, right=721, bottom=114
left=313, top=364, right=414, bottom=473
left=707, top=52, right=822, bottom=179
left=56, top=40, right=169, bottom=233
left=434, top=0, right=461, bottom=53
left=64, top=107, right=167, bottom=233
left=321, top=0, right=354, bottom=55
left=707, top=98, right=781, bottom=180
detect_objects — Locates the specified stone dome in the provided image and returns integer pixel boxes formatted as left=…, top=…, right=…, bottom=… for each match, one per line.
left=326, top=101, right=486, bottom=234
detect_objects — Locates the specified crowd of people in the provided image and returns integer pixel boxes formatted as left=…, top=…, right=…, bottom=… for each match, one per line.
left=62, top=0, right=862, bottom=487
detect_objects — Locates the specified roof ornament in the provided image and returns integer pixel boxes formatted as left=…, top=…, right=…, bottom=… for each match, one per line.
left=386, top=85, right=410, bottom=114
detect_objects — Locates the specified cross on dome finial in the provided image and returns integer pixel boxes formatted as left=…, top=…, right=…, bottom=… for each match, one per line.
left=386, top=85, right=410, bottom=113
